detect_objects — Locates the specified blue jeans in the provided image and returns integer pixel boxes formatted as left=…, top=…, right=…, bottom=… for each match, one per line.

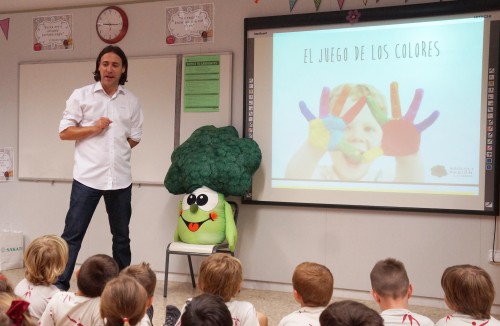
left=55, top=180, right=132, bottom=291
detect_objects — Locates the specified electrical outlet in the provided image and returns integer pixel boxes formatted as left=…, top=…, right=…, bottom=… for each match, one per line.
left=488, top=250, right=500, bottom=262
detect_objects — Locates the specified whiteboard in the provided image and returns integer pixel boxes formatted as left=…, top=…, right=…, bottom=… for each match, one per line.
left=18, top=56, right=177, bottom=184
left=18, top=53, right=233, bottom=184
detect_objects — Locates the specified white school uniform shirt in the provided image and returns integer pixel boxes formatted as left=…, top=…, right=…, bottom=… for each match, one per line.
left=38, top=291, right=104, bottom=326
left=14, top=278, right=60, bottom=322
left=139, top=314, right=152, bottom=326
left=381, top=308, right=435, bottom=326
left=59, top=82, right=143, bottom=190
left=436, top=314, right=500, bottom=326
left=175, top=298, right=260, bottom=326
left=278, top=306, right=326, bottom=326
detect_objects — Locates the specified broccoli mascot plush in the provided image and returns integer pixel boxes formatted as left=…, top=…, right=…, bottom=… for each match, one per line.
left=164, top=125, right=261, bottom=252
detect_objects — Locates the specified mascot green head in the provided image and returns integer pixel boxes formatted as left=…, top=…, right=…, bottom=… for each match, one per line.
left=164, top=125, right=261, bottom=252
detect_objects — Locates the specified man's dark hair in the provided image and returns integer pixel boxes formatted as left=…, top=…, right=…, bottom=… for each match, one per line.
left=93, top=45, right=128, bottom=85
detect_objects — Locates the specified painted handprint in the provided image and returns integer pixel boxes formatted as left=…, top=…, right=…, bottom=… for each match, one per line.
left=366, top=82, right=439, bottom=159
left=299, top=85, right=366, bottom=154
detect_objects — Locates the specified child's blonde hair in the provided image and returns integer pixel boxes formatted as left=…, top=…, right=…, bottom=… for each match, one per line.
left=292, top=262, right=334, bottom=307
left=198, top=253, right=242, bottom=302
left=370, top=258, right=409, bottom=300
left=441, top=264, right=494, bottom=320
left=100, top=275, right=148, bottom=326
left=120, top=262, right=156, bottom=297
left=0, top=292, right=35, bottom=326
left=24, top=235, right=68, bottom=285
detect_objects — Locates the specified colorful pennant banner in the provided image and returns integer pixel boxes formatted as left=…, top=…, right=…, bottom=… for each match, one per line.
left=0, top=18, right=9, bottom=40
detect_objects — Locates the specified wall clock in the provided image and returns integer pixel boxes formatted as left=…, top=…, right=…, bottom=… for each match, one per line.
left=96, top=6, right=128, bottom=44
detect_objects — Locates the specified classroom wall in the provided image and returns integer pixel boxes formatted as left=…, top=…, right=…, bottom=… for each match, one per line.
left=1, top=0, right=499, bottom=312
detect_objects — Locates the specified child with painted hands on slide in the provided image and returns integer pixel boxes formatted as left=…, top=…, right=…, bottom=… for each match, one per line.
left=285, top=82, right=439, bottom=182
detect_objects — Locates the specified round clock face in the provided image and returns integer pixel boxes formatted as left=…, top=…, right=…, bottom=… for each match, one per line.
left=96, top=6, right=128, bottom=44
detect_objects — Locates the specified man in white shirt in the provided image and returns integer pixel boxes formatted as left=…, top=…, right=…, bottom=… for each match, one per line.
left=55, top=45, right=144, bottom=291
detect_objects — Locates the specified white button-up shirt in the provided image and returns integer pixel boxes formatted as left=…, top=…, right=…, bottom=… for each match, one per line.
left=59, top=82, right=143, bottom=190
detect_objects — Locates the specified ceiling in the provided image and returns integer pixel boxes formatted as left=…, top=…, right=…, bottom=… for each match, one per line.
left=0, top=0, right=157, bottom=14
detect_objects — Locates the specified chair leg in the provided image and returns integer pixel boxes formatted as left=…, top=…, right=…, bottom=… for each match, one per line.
left=164, top=250, right=170, bottom=297
left=187, top=255, right=196, bottom=288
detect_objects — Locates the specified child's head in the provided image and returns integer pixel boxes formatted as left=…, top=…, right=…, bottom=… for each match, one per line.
left=0, top=292, right=35, bottom=326
left=292, top=262, right=334, bottom=307
left=0, top=273, right=14, bottom=294
left=120, top=262, right=156, bottom=305
left=24, top=235, right=68, bottom=285
left=319, top=300, right=384, bottom=326
left=77, top=254, right=119, bottom=298
left=100, top=275, right=148, bottom=326
left=441, top=264, right=494, bottom=320
left=328, top=84, right=387, bottom=180
left=198, top=253, right=242, bottom=302
left=370, top=258, right=410, bottom=300
left=180, top=293, right=233, bottom=326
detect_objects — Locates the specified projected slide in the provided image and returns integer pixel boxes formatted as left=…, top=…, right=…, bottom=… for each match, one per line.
left=244, top=2, right=500, bottom=214
left=271, top=18, right=483, bottom=193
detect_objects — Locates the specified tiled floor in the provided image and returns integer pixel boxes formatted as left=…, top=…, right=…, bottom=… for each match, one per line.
left=2, top=268, right=453, bottom=326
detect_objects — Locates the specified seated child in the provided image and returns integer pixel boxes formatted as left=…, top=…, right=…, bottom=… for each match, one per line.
left=175, top=253, right=268, bottom=326
left=120, top=262, right=157, bottom=326
left=180, top=293, right=232, bottom=326
left=100, top=275, right=148, bottom=326
left=370, top=258, right=433, bottom=326
left=436, top=264, right=500, bottom=326
left=0, top=291, right=35, bottom=326
left=39, top=254, right=119, bottom=326
left=14, top=234, right=68, bottom=321
left=278, top=262, right=334, bottom=326
left=320, top=300, right=384, bottom=326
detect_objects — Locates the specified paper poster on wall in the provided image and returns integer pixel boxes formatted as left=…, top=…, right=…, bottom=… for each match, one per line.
left=183, top=55, right=220, bottom=112
left=165, top=3, right=214, bottom=45
left=0, top=147, right=14, bottom=182
left=33, top=14, right=73, bottom=51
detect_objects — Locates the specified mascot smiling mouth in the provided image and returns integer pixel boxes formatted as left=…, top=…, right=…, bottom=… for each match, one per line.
left=180, top=214, right=214, bottom=232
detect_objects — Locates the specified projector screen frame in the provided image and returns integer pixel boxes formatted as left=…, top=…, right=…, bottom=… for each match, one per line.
left=243, top=0, right=500, bottom=216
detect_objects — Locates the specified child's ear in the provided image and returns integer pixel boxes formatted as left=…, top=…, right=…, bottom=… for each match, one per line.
left=293, top=289, right=303, bottom=304
left=407, top=284, right=413, bottom=299
left=371, top=290, right=381, bottom=303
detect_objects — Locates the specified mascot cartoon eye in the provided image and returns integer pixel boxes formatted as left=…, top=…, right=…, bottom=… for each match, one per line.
left=182, top=186, right=219, bottom=211
left=186, top=194, right=197, bottom=205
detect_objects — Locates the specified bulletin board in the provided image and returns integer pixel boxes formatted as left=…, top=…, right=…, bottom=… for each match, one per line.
left=18, top=53, right=232, bottom=184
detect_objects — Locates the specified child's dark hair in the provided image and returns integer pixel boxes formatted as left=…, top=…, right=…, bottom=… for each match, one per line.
left=320, top=300, right=384, bottom=326
left=100, top=275, right=148, bottom=326
left=77, top=254, right=119, bottom=298
left=370, top=258, right=409, bottom=299
left=93, top=45, right=128, bottom=85
left=181, top=293, right=233, bottom=326
left=441, top=264, right=495, bottom=319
